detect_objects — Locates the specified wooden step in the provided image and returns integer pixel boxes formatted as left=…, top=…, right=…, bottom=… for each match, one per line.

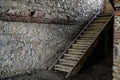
left=87, top=25, right=104, bottom=30
left=86, top=29, right=100, bottom=31
left=69, top=51, right=85, bottom=54
left=72, top=46, right=88, bottom=49
left=80, top=37, right=95, bottom=40
left=95, top=17, right=109, bottom=20
left=75, top=41, right=91, bottom=45
left=90, top=23, right=105, bottom=26
left=72, top=44, right=89, bottom=47
left=64, top=53, right=82, bottom=57
left=59, top=59, right=78, bottom=64
left=64, top=56, right=80, bottom=61
left=86, top=29, right=100, bottom=32
left=81, top=34, right=97, bottom=36
left=68, top=49, right=86, bottom=53
left=72, top=46, right=88, bottom=50
left=59, top=60, right=76, bottom=66
left=55, top=64, right=72, bottom=72
left=87, top=27, right=102, bottom=30
left=93, top=20, right=107, bottom=23
left=98, top=13, right=112, bottom=17
left=76, top=39, right=93, bottom=42
left=90, top=24, right=102, bottom=27
left=76, top=41, right=92, bottom=45
left=84, top=30, right=99, bottom=33
left=84, top=31, right=99, bottom=34
left=54, top=67, right=70, bottom=72
left=80, top=35, right=96, bottom=38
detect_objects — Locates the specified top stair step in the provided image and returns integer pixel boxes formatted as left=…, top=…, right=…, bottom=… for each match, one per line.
left=98, top=13, right=112, bottom=17
left=93, top=19, right=107, bottom=23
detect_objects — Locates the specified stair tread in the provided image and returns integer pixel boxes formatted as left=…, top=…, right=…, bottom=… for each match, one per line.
left=86, top=28, right=100, bottom=31
left=76, top=39, right=93, bottom=42
left=83, top=31, right=99, bottom=34
left=72, top=46, right=88, bottom=49
left=79, top=37, right=95, bottom=40
left=84, top=30, right=99, bottom=33
left=93, top=20, right=107, bottom=23
left=69, top=48, right=86, bottom=51
left=54, top=67, right=70, bottom=72
left=90, top=23, right=105, bottom=25
left=64, top=53, right=83, bottom=57
left=95, top=17, right=109, bottom=20
left=80, top=35, right=97, bottom=38
left=99, top=13, right=112, bottom=17
left=69, top=51, right=85, bottom=54
left=64, top=57, right=80, bottom=61
left=55, top=64, right=72, bottom=72
left=88, top=26, right=103, bottom=29
left=59, top=60, right=76, bottom=66
left=72, top=44, right=89, bottom=47
left=76, top=42, right=92, bottom=45
left=59, top=59, right=78, bottom=63
left=80, top=35, right=95, bottom=38
left=55, top=64, right=72, bottom=68
left=76, top=41, right=92, bottom=44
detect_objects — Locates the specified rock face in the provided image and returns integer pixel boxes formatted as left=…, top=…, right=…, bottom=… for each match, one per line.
left=0, top=0, right=103, bottom=21
left=0, top=0, right=104, bottom=78
left=113, top=12, right=120, bottom=80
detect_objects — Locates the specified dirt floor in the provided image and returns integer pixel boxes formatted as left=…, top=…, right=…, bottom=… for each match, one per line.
left=1, top=54, right=113, bottom=80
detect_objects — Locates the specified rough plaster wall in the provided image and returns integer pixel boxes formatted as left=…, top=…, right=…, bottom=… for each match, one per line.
left=113, top=12, right=120, bottom=80
left=0, top=0, right=104, bottom=78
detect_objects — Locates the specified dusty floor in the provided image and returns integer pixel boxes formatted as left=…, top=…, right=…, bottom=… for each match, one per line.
left=1, top=54, right=113, bottom=80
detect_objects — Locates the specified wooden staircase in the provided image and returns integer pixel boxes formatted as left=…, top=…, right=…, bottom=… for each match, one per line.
left=49, top=12, right=114, bottom=78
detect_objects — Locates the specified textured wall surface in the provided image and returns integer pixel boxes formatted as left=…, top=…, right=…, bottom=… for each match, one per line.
left=0, top=0, right=104, bottom=78
left=0, top=0, right=103, bottom=21
left=113, top=11, right=120, bottom=80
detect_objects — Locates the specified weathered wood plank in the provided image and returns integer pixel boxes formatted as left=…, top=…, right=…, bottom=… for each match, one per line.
left=0, top=13, right=78, bottom=25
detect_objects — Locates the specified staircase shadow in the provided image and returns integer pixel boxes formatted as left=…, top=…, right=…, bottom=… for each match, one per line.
left=78, top=25, right=113, bottom=80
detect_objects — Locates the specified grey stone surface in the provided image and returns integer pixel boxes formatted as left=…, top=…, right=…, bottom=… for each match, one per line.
left=0, top=0, right=104, bottom=78
left=0, top=0, right=104, bottom=21
left=113, top=15, right=120, bottom=80
left=0, top=21, right=82, bottom=78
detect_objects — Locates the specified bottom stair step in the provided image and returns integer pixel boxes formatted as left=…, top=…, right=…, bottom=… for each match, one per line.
left=55, top=64, right=72, bottom=72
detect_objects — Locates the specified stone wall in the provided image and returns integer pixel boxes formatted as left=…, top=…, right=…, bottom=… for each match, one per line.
left=0, top=22, right=82, bottom=78
left=113, top=10, right=120, bottom=80
left=0, top=0, right=104, bottom=78
left=0, top=0, right=104, bottom=21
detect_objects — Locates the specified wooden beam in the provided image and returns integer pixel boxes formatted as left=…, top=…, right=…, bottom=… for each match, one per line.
left=0, top=13, right=78, bottom=25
